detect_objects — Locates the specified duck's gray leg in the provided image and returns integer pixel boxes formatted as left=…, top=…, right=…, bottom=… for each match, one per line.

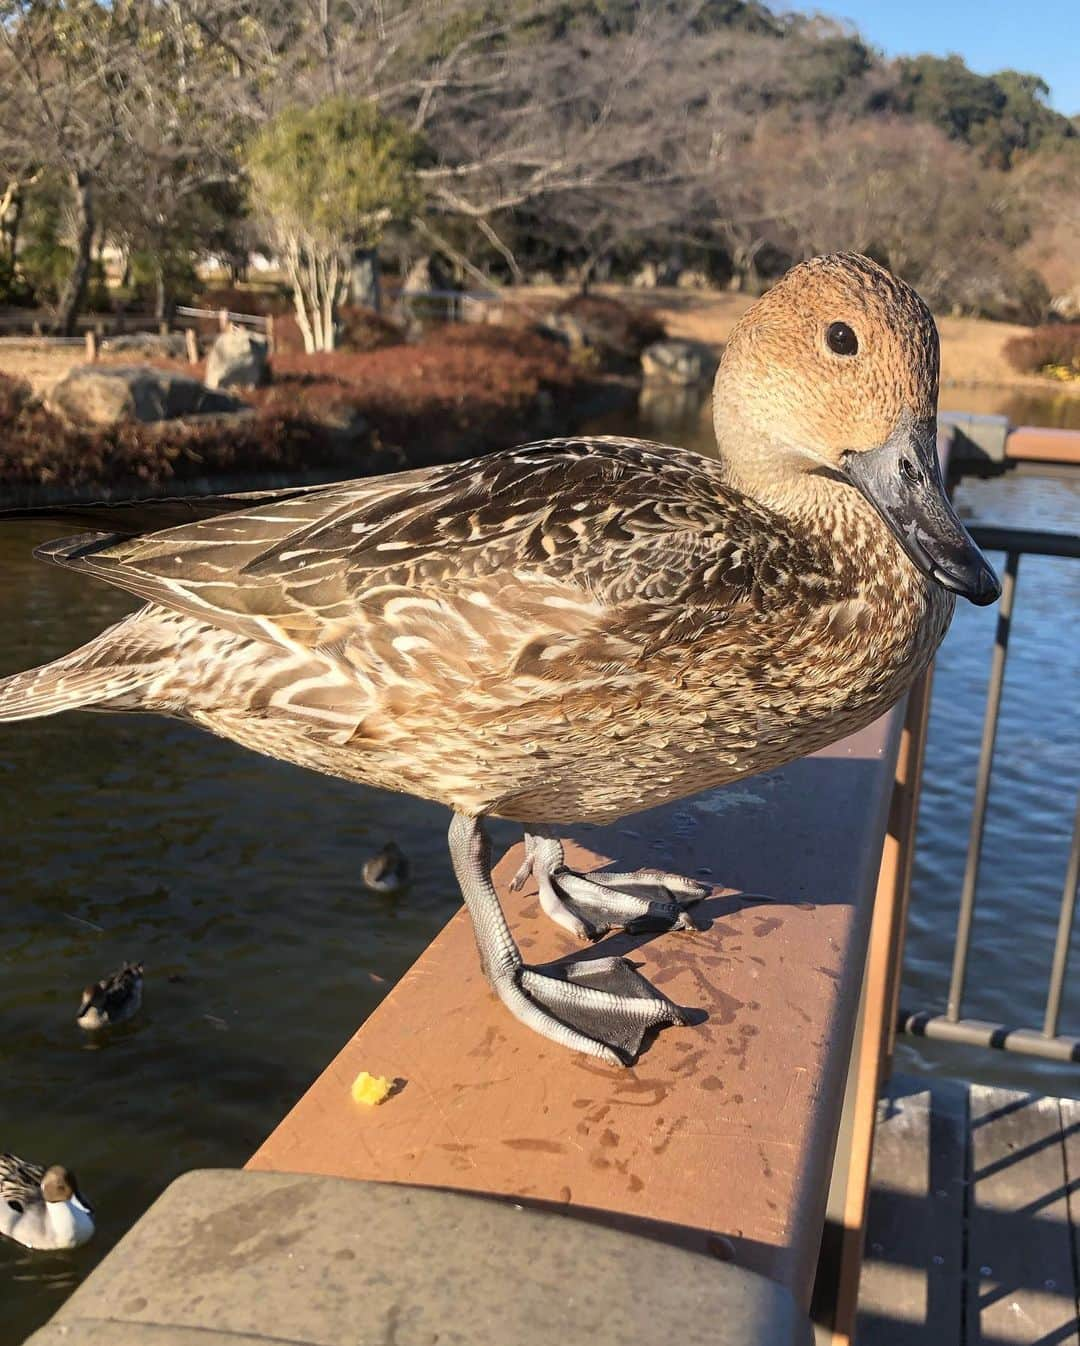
left=510, top=826, right=706, bottom=940
left=449, top=812, right=687, bottom=1066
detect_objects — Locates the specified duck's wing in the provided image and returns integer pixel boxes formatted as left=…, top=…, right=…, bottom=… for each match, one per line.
left=32, top=438, right=834, bottom=675
left=32, top=461, right=449, bottom=650
left=0, top=1155, right=44, bottom=1212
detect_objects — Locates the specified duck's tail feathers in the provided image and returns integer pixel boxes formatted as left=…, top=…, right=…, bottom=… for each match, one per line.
left=0, top=658, right=155, bottom=722
left=0, top=614, right=162, bottom=722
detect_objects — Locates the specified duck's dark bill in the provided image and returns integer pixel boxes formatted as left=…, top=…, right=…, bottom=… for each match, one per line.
left=843, top=420, right=1001, bottom=606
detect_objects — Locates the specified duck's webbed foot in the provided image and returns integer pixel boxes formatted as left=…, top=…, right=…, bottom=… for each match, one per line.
left=450, top=813, right=687, bottom=1066
left=510, top=827, right=707, bottom=941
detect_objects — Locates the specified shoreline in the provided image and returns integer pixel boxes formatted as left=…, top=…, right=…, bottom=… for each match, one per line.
left=0, top=373, right=637, bottom=510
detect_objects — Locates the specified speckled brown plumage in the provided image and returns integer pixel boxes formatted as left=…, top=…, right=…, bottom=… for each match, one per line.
left=3, top=434, right=949, bottom=824
left=0, top=252, right=990, bottom=1063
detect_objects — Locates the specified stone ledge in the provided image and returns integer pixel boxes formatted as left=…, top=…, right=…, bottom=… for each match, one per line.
left=27, top=1170, right=811, bottom=1346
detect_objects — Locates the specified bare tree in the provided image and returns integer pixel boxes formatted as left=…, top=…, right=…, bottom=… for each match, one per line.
left=0, top=2, right=139, bottom=331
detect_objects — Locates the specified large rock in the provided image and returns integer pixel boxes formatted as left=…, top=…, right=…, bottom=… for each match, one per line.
left=100, top=331, right=189, bottom=359
left=205, top=328, right=269, bottom=390
left=640, top=338, right=719, bottom=386
left=539, top=311, right=590, bottom=352
left=47, top=365, right=246, bottom=428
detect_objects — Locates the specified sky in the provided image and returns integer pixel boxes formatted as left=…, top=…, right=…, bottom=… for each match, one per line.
left=797, top=1, right=1080, bottom=116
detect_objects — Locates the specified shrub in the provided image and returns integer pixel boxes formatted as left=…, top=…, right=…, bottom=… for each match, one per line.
left=0, top=372, right=352, bottom=491
left=1, top=319, right=591, bottom=493
left=192, top=286, right=291, bottom=317
left=0, top=372, right=33, bottom=420
left=1003, top=324, right=1080, bottom=378
left=18, top=238, right=73, bottom=305
left=0, top=255, right=35, bottom=306
left=129, top=250, right=199, bottom=309
left=257, top=322, right=581, bottom=459
left=273, top=304, right=405, bottom=356
left=553, top=294, right=665, bottom=361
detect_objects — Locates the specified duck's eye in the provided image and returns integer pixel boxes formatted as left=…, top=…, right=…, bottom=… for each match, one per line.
left=826, top=322, right=859, bottom=356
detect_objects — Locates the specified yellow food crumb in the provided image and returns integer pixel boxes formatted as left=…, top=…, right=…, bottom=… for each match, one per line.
left=350, top=1071, right=392, bottom=1106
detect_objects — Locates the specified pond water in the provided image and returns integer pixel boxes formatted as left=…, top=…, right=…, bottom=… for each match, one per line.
left=1, top=380, right=1077, bottom=1342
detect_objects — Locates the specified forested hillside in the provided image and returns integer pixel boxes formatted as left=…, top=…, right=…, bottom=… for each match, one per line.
left=0, top=0, right=1076, bottom=330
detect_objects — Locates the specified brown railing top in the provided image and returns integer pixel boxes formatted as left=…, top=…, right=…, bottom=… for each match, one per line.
left=248, top=706, right=905, bottom=1307
left=1007, top=425, right=1080, bottom=466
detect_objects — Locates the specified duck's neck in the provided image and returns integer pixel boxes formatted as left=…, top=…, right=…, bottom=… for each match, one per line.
left=713, top=420, right=853, bottom=525
left=47, top=1198, right=93, bottom=1248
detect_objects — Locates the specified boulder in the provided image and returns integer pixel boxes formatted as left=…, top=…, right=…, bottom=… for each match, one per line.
left=640, top=338, right=719, bottom=386
left=100, top=331, right=189, bottom=359
left=47, top=365, right=246, bottom=428
left=538, top=311, right=590, bottom=352
left=205, top=328, right=270, bottom=390
left=400, top=253, right=455, bottom=297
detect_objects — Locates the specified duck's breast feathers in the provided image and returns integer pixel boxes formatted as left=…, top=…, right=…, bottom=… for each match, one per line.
left=31, top=437, right=840, bottom=665
left=0, top=1155, right=44, bottom=1212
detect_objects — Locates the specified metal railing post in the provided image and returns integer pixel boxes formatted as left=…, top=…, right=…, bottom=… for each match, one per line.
left=945, top=549, right=1020, bottom=1021
left=1043, top=788, right=1080, bottom=1039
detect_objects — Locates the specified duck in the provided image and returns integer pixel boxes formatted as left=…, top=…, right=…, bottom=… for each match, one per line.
left=362, top=841, right=409, bottom=893
left=76, top=961, right=144, bottom=1029
left=0, top=1155, right=94, bottom=1250
left=0, top=253, right=998, bottom=1067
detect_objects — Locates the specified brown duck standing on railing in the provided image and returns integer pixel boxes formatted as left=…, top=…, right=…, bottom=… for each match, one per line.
left=0, top=254, right=999, bottom=1066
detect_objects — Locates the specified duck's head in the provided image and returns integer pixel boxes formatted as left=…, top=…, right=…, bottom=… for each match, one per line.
left=713, top=252, right=1000, bottom=606
left=76, top=982, right=106, bottom=1028
left=41, top=1165, right=92, bottom=1215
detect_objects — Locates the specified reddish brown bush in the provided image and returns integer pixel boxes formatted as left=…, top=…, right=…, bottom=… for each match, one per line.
left=192, top=286, right=291, bottom=317
left=1003, top=325, right=1080, bottom=378
left=272, top=304, right=405, bottom=356
left=260, top=322, right=580, bottom=459
left=0, top=372, right=32, bottom=421
left=1, top=320, right=591, bottom=494
left=0, top=372, right=350, bottom=492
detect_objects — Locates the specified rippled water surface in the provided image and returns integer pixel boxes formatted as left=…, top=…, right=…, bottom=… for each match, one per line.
left=1, top=384, right=1078, bottom=1342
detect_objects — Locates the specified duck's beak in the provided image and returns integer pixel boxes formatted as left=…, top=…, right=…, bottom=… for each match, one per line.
left=843, top=416, right=1000, bottom=606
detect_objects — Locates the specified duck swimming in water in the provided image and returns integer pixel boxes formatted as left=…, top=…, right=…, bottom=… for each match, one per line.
left=76, top=961, right=144, bottom=1029
left=362, top=842, right=410, bottom=894
left=0, top=254, right=998, bottom=1066
left=0, top=1155, right=94, bottom=1250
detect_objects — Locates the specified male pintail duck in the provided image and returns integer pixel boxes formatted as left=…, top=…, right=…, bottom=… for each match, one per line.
left=76, top=961, right=144, bottom=1029
left=0, top=254, right=998, bottom=1066
left=0, top=1155, right=94, bottom=1250
left=363, top=841, right=409, bottom=893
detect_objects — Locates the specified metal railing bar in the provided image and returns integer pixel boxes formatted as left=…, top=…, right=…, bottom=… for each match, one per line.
left=174, top=305, right=269, bottom=328
left=1044, top=788, right=1080, bottom=1039
left=968, top=526, right=1080, bottom=560
left=945, top=549, right=1020, bottom=1021
left=899, top=1010, right=1080, bottom=1063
